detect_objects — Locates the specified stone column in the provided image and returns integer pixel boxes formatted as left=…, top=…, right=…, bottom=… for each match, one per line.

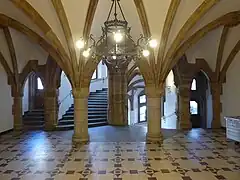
left=178, top=84, right=192, bottom=129
left=72, top=88, right=89, bottom=144
left=12, top=94, right=23, bottom=131
left=106, top=62, right=129, bottom=126
left=44, top=88, right=57, bottom=131
left=211, top=82, right=221, bottom=128
left=145, top=84, right=164, bottom=143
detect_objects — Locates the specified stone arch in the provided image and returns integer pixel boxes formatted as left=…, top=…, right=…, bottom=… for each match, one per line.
left=164, top=11, right=240, bottom=80
left=82, top=57, right=102, bottom=90
left=19, top=60, right=40, bottom=93
left=0, top=51, right=14, bottom=85
left=127, top=69, right=141, bottom=85
left=220, top=39, right=240, bottom=83
left=0, top=14, right=70, bottom=80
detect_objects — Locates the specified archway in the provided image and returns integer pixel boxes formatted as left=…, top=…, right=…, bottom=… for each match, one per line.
left=162, top=70, right=178, bottom=129
left=57, top=60, right=109, bottom=129
left=127, top=68, right=145, bottom=125
left=22, top=72, right=45, bottom=129
left=190, top=71, right=213, bottom=128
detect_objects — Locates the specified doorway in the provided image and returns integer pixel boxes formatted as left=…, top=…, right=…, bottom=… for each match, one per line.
left=190, top=71, right=212, bottom=128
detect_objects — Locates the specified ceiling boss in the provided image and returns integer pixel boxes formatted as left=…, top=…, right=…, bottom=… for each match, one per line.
left=76, top=0, right=157, bottom=69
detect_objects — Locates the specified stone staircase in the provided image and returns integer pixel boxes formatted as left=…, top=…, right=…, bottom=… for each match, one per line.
left=23, top=109, right=45, bottom=129
left=57, top=88, right=108, bottom=130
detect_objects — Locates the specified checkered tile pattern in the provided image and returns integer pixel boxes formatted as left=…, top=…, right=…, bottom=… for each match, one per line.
left=0, top=129, right=239, bottom=180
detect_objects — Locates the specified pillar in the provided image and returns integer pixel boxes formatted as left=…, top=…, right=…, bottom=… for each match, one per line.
left=145, top=84, right=164, bottom=143
left=72, top=88, right=89, bottom=144
left=211, top=82, right=221, bottom=128
left=178, top=84, right=192, bottom=129
left=44, top=88, right=57, bottom=131
left=12, top=94, right=23, bottom=131
left=106, top=62, right=129, bottom=126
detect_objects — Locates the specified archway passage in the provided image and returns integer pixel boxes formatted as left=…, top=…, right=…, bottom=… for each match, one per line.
left=190, top=71, right=213, bottom=128
left=22, top=73, right=45, bottom=129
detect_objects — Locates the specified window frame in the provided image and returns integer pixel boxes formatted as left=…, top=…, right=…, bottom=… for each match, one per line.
left=138, top=91, right=147, bottom=123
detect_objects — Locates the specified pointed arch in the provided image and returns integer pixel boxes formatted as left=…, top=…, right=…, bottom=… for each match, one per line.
left=163, top=0, right=221, bottom=77
left=191, top=79, right=197, bottom=90
left=0, top=14, right=72, bottom=85
left=220, top=39, right=240, bottom=82
left=164, top=11, right=240, bottom=80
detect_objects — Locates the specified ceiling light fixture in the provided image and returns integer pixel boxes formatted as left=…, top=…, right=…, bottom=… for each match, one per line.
left=77, top=0, right=157, bottom=69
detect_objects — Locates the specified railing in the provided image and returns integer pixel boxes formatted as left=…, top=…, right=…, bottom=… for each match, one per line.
left=162, top=112, right=177, bottom=121
left=91, top=77, right=108, bottom=83
left=90, top=77, right=108, bottom=92
left=58, top=90, right=72, bottom=106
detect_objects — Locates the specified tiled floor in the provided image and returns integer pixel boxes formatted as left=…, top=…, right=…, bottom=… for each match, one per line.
left=0, top=126, right=239, bottom=180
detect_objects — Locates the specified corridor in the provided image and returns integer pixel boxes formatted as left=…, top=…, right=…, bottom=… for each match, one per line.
left=0, top=126, right=239, bottom=180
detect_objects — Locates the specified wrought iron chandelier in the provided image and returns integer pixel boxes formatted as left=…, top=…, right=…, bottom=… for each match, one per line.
left=76, top=0, right=157, bottom=69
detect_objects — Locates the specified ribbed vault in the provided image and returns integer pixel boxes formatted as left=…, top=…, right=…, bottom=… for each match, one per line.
left=0, top=0, right=239, bottom=91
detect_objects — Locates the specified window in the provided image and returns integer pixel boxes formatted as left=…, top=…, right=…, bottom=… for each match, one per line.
left=37, top=77, right=44, bottom=90
left=191, top=79, right=197, bottom=90
left=138, top=94, right=147, bottom=122
left=139, top=106, right=147, bottom=122
left=91, top=70, right=97, bottom=79
left=139, top=95, right=146, bottom=103
left=190, top=101, right=198, bottom=115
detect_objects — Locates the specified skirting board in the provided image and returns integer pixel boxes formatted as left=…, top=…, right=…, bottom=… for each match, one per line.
left=0, top=129, right=13, bottom=136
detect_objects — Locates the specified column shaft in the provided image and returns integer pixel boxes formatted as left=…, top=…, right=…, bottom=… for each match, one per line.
left=13, top=96, right=23, bottom=131
left=146, top=96, right=163, bottom=142
left=107, top=67, right=128, bottom=126
left=178, top=85, right=192, bottom=129
left=145, top=84, right=164, bottom=143
left=211, top=83, right=221, bottom=128
left=72, top=88, right=89, bottom=144
left=44, top=89, right=57, bottom=131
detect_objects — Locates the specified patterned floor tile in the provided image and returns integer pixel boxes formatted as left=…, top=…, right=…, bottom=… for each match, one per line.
left=0, top=128, right=239, bottom=180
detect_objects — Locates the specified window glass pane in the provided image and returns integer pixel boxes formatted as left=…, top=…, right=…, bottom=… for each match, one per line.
left=37, top=77, right=44, bottom=90
left=140, top=106, right=146, bottom=122
left=139, top=95, right=146, bottom=103
left=190, top=101, right=198, bottom=115
left=92, top=70, right=97, bottom=79
left=191, top=79, right=197, bottom=90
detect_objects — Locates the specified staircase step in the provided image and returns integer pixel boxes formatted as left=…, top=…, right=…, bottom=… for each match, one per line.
left=24, top=125, right=44, bottom=130
left=23, top=109, right=45, bottom=128
left=65, top=111, right=107, bottom=115
left=24, top=121, right=44, bottom=125
left=62, top=114, right=107, bottom=120
left=56, top=121, right=108, bottom=130
left=58, top=88, right=108, bottom=129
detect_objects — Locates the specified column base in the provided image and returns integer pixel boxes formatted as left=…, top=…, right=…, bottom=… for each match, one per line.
left=146, top=132, right=163, bottom=144
left=72, top=133, right=89, bottom=144
left=179, top=122, right=192, bottom=130
left=211, top=120, right=221, bottom=129
left=44, top=124, right=56, bottom=131
left=108, top=121, right=128, bottom=126
left=14, top=124, right=23, bottom=132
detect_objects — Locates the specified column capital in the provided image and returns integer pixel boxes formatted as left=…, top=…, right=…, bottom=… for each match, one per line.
left=72, top=87, right=89, bottom=99
left=11, top=90, right=23, bottom=98
left=44, top=89, right=57, bottom=97
left=145, top=83, right=165, bottom=98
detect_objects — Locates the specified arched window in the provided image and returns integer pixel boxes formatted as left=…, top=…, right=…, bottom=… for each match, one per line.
left=191, top=79, right=197, bottom=90
left=37, top=77, right=44, bottom=90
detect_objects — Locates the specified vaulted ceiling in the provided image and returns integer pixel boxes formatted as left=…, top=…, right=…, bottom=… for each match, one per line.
left=0, top=0, right=240, bottom=88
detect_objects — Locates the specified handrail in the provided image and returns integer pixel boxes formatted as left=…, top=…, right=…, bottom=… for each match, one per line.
left=58, top=90, right=72, bottom=106
left=91, top=77, right=108, bottom=83
left=162, top=111, right=177, bottom=120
